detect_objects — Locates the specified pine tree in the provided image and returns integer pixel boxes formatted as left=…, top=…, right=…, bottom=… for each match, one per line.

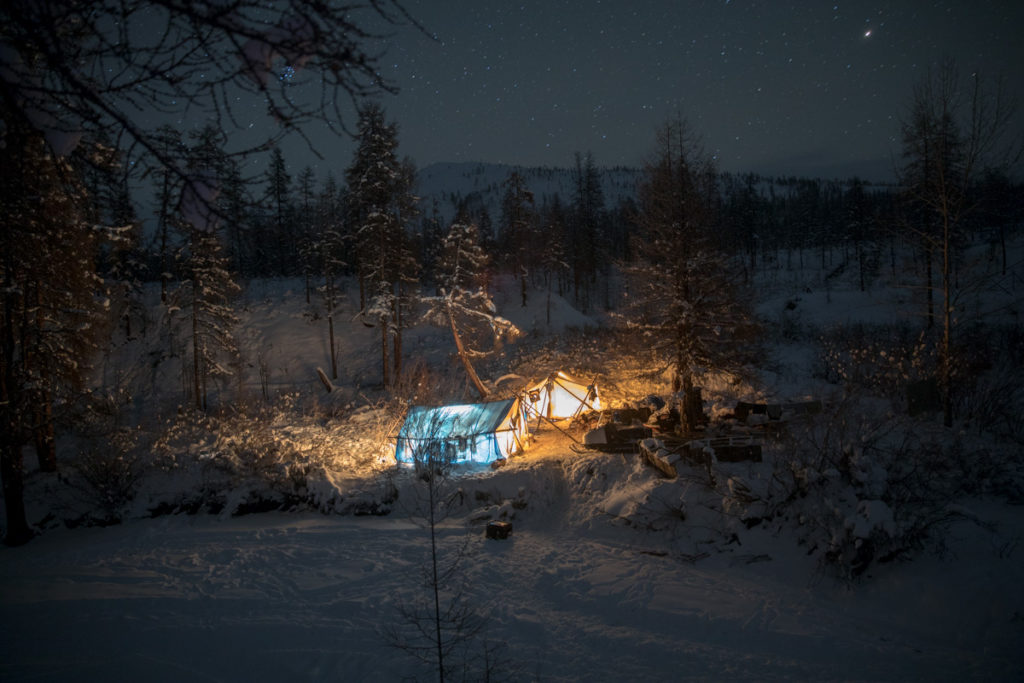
left=620, top=119, right=754, bottom=432
left=569, top=151, right=607, bottom=312
left=425, top=213, right=517, bottom=399
left=264, top=147, right=295, bottom=276
left=440, top=214, right=490, bottom=296
left=173, top=125, right=240, bottom=411
left=539, top=195, right=570, bottom=325
left=314, top=173, right=347, bottom=379
left=296, top=165, right=318, bottom=302
left=78, top=134, right=146, bottom=340
left=150, top=125, right=187, bottom=303
left=344, top=104, right=419, bottom=388
left=220, top=157, right=254, bottom=277
left=499, top=171, right=537, bottom=306
left=1, top=123, right=106, bottom=545
left=420, top=199, right=446, bottom=295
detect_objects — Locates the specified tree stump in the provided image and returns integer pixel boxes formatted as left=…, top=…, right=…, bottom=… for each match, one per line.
left=486, top=521, right=513, bottom=540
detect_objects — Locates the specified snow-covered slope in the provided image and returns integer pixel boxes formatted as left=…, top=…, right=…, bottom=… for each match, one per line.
left=2, top=453, right=1021, bottom=681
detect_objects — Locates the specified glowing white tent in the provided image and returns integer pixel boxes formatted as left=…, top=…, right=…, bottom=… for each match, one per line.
left=524, top=371, right=600, bottom=421
left=394, top=398, right=529, bottom=465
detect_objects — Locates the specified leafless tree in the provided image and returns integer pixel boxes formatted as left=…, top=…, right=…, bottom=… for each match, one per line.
left=0, top=0, right=418, bottom=178
left=898, top=57, right=1020, bottom=427
left=384, top=413, right=491, bottom=682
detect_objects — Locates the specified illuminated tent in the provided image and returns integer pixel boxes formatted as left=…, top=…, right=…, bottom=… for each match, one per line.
left=394, top=398, right=529, bottom=465
left=524, top=371, right=600, bottom=421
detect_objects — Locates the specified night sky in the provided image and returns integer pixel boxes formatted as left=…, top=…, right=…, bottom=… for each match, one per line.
left=291, top=1, right=1024, bottom=180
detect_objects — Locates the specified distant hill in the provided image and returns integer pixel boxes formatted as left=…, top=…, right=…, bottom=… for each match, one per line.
left=412, top=160, right=895, bottom=227
left=413, top=161, right=642, bottom=224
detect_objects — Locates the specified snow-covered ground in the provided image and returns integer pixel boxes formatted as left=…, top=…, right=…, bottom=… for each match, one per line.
left=2, top=453, right=1022, bottom=681
left=3, top=237, right=1023, bottom=681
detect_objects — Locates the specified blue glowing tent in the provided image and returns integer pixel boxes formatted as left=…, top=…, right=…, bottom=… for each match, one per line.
left=394, top=398, right=529, bottom=464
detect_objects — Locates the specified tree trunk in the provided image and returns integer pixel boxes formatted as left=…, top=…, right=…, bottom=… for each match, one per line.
left=426, top=459, right=445, bottom=682
left=858, top=244, right=866, bottom=292
left=447, top=304, right=488, bottom=400
left=546, top=284, right=551, bottom=327
left=328, top=314, right=337, bottom=380
left=33, top=390, right=56, bottom=472
left=393, top=293, right=402, bottom=385
left=925, top=243, right=934, bottom=328
left=942, top=219, right=953, bottom=428
left=1000, top=224, right=1007, bottom=276
left=393, top=326, right=402, bottom=387
left=380, top=316, right=389, bottom=389
left=192, top=293, right=202, bottom=411
left=1, top=440, right=32, bottom=546
left=678, top=374, right=705, bottom=435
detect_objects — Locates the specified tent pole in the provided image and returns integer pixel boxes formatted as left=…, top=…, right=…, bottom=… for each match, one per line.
left=521, top=393, right=583, bottom=445
left=553, top=376, right=599, bottom=420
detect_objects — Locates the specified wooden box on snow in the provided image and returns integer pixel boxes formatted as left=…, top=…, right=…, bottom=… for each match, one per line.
left=486, top=521, right=513, bottom=540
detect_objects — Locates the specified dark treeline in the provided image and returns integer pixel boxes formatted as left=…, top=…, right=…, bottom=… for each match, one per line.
left=3, top=105, right=1021, bottom=546
left=128, top=128, right=1022, bottom=313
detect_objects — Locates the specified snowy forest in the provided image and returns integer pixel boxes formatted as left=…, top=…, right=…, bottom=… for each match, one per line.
left=2, top=2, right=1023, bottom=681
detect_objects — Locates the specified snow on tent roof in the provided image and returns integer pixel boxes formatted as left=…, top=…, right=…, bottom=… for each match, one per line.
left=394, top=398, right=526, bottom=464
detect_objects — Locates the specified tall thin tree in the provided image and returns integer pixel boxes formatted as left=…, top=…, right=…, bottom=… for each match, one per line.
left=0, top=124, right=105, bottom=545
left=898, top=57, right=1019, bottom=427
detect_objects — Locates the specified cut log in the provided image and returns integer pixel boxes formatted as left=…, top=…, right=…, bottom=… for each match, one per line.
left=316, top=367, right=334, bottom=393
left=639, top=438, right=679, bottom=479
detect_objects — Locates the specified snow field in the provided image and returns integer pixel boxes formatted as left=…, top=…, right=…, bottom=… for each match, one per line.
left=3, top=450, right=1022, bottom=681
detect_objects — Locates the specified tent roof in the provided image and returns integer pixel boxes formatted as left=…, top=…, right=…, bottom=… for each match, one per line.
left=398, top=398, right=518, bottom=441
left=528, top=370, right=593, bottom=390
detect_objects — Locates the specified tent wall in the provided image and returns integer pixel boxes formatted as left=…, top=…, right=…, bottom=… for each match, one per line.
left=394, top=398, right=528, bottom=465
left=526, top=372, right=600, bottom=420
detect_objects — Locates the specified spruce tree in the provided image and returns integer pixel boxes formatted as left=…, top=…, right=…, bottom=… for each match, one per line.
left=173, top=125, right=240, bottom=411
left=314, top=173, right=347, bottom=379
left=499, top=171, right=537, bottom=306
left=151, top=125, right=187, bottom=303
left=264, top=147, right=295, bottom=276
left=570, top=151, right=607, bottom=311
left=1, top=124, right=106, bottom=545
left=296, top=166, right=318, bottom=302
left=220, top=158, right=254, bottom=277
left=344, top=104, right=419, bottom=388
left=621, top=119, right=754, bottom=432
